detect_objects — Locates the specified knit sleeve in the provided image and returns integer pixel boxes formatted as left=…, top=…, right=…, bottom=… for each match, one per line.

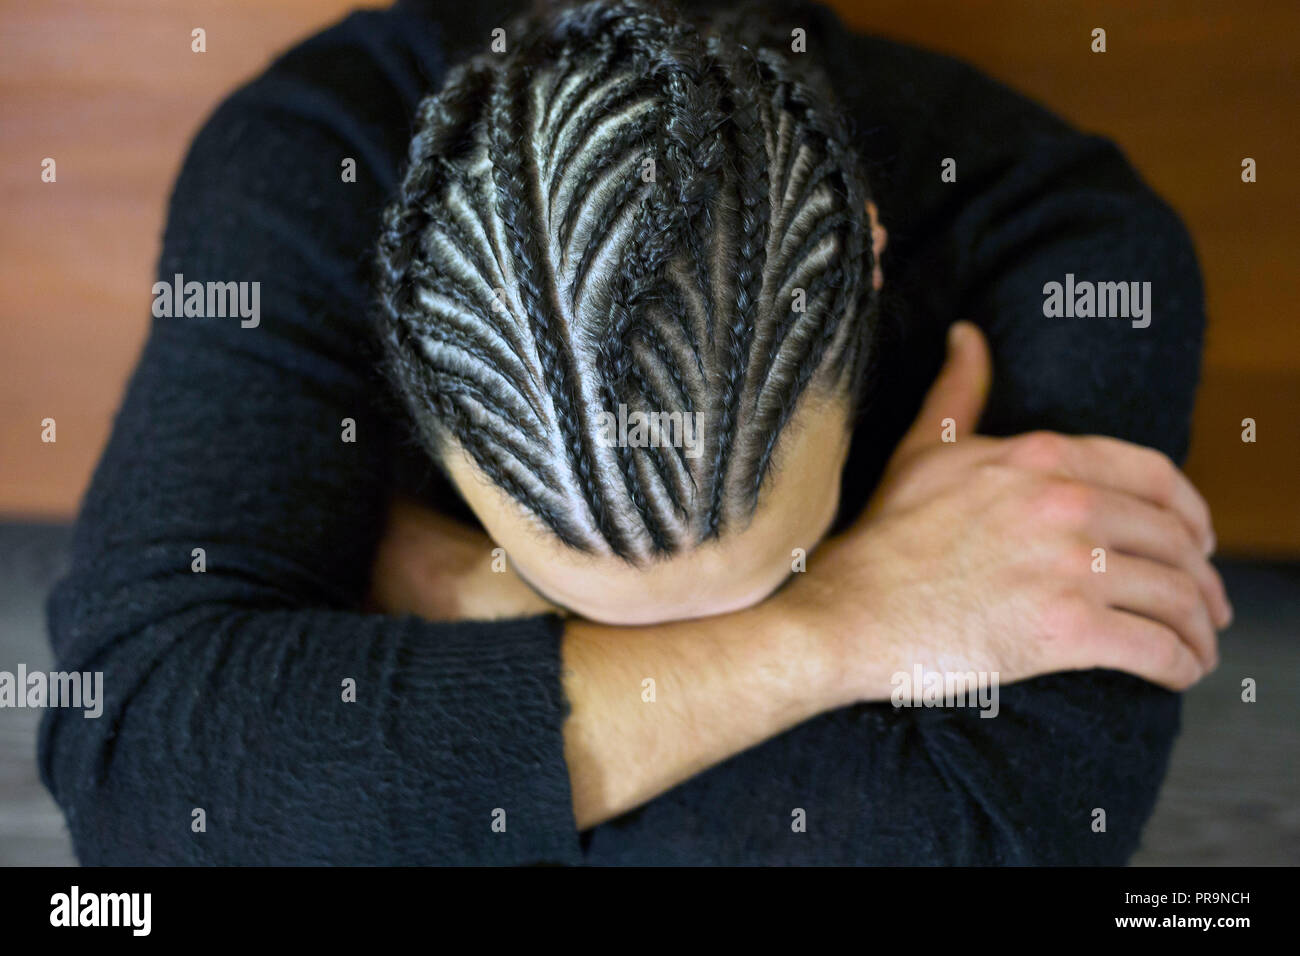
left=38, top=11, right=580, bottom=865
left=583, top=12, right=1198, bottom=864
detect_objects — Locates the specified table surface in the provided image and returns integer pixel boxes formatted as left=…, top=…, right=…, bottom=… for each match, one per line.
left=2, top=521, right=1296, bottom=865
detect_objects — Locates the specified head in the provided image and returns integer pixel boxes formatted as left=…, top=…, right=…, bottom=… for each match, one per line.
left=376, top=0, right=884, bottom=624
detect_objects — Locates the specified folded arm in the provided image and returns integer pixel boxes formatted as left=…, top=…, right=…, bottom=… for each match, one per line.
left=40, top=24, right=584, bottom=864
left=575, top=10, right=1214, bottom=864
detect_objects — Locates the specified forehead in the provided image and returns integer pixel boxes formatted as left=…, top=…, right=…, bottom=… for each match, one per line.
left=441, top=396, right=851, bottom=624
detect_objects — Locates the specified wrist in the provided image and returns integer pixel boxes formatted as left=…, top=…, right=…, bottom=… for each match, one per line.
left=776, top=546, right=905, bottom=708
left=766, top=578, right=863, bottom=712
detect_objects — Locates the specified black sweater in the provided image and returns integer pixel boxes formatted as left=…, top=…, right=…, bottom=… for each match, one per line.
left=39, top=0, right=1205, bottom=865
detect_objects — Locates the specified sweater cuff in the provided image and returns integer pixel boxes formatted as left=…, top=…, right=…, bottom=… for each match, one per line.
left=389, top=613, right=581, bottom=864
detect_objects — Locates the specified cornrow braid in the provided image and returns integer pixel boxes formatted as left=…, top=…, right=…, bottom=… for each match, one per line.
left=702, top=35, right=771, bottom=539
left=375, top=0, right=880, bottom=565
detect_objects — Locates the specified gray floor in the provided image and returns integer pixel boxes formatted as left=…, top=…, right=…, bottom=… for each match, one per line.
left=1, top=521, right=1296, bottom=866
left=0, top=523, right=77, bottom=865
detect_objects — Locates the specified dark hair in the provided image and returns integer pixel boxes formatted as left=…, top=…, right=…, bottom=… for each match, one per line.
left=376, top=0, right=879, bottom=563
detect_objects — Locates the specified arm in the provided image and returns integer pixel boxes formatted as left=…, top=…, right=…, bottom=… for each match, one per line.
left=580, top=10, right=1217, bottom=863
left=38, top=5, right=894, bottom=860
left=575, top=332, right=1224, bottom=866
left=562, top=607, right=842, bottom=828
left=376, top=322, right=1226, bottom=845
left=38, top=14, right=585, bottom=865
left=370, top=503, right=846, bottom=830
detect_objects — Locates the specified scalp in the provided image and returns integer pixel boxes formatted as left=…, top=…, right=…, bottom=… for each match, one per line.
left=376, top=0, right=879, bottom=563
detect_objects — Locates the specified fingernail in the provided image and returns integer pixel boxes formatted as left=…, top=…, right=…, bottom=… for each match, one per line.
left=947, top=322, right=966, bottom=352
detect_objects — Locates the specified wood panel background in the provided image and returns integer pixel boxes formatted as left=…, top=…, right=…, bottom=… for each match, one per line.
left=1, top=0, right=1296, bottom=553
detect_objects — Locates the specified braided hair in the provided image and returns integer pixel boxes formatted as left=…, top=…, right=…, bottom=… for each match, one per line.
left=376, top=0, right=880, bottom=563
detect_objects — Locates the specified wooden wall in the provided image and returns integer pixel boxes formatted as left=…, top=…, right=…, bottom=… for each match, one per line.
left=1, top=1, right=1295, bottom=553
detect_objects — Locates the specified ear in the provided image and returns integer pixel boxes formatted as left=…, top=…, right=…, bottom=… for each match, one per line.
left=866, top=201, right=887, bottom=291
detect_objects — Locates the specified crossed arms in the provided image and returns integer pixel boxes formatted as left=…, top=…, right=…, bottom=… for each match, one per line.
left=40, top=9, right=1219, bottom=864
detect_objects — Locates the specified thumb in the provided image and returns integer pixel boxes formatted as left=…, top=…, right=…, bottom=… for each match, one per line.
left=893, top=320, right=993, bottom=463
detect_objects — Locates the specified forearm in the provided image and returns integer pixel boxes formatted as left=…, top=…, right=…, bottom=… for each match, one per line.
left=42, top=601, right=581, bottom=864
left=579, top=670, right=1180, bottom=865
left=561, top=596, right=847, bottom=829
left=371, top=504, right=857, bottom=829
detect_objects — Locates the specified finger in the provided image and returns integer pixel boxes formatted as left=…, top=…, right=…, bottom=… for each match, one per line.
left=1082, top=437, right=1214, bottom=552
left=1039, top=435, right=1215, bottom=555
left=1085, top=608, right=1206, bottom=691
left=893, top=320, right=993, bottom=464
left=1085, top=488, right=1233, bottom=629
left=1092, top=553, right=1220, bottom=670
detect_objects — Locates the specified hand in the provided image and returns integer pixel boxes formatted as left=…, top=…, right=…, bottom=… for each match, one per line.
left=368, top=495, right=563, bottom=621
left=785, top=321, right=1230, bottom=699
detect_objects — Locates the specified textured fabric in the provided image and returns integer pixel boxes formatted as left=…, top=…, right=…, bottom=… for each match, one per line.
left=40, top=0, right=1203, bottom=865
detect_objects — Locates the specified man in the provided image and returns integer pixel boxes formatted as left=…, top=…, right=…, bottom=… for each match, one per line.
left=41, top=0, right=1225, bottom=864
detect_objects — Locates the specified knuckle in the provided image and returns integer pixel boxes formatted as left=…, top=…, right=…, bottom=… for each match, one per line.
left=1144, top=448, right=1178, bottom=502
left=1031, top=479, right=1095, bottom=525
left=1152, top=507, right=1195, bottom=561
left=1163, top=633, right=1186, bottom=671
left=1170, top=575, right=1202, bottom=621
left=1150, top=631, right=1186, bottom=681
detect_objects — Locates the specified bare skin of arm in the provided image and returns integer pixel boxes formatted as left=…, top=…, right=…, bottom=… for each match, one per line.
left=371, top=323, right=1229, bottom=829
